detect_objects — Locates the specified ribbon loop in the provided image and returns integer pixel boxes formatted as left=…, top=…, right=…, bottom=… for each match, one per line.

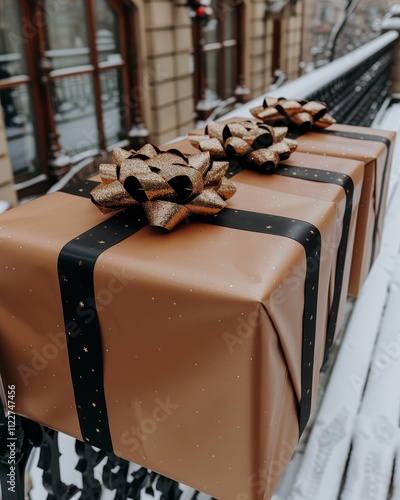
left=160, top=164, right=203, bottom=202
left=185, top=189, right=226, bottom=215
left=187, top=151, right=214, bottom=176
left=189, top=119, right=297, bottom=172
left=204, top=160, right=229, bottom=187
left=145, top=151, right=188, bottom=171
left=112, top=147, right=136, bottom=164
left=91, top=145, right=237, bottom=230
left=217, top=176, right=237, bottom=199
left=275, top=99, right=303, bottom=118
left=119, top=159, right=151, bottom=182
left=250, top=97, right=336, bottom=131
left=142, top=200, right=190, bottom=231
left=99, top=163, right=119, bottom=184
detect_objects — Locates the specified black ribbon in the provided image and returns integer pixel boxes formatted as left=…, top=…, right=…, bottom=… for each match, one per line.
left=58, top=181, right=321, bottom=448
left=276, top=166, right=353, bottom=360
left=57, top=207, right=147, bottom=450
left=61, top=180, right=99, bottom=199
left=227, top=161, right=354, bottom=360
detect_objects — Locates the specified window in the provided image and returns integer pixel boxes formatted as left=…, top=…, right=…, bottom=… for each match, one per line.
left=0, top=1, right=40, bottom=183
left=192, top=0, right=246, bottom=122
left=0, top=0, right=146, bottom=199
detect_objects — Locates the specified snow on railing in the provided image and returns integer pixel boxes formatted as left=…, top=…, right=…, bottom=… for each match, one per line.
left=223, top=30, right=399, bottom=126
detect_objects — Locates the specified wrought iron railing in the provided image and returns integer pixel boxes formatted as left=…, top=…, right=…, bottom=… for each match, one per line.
left=307, top=41, right=394, bottom=126
left=223, top=30, right=399, bottom=128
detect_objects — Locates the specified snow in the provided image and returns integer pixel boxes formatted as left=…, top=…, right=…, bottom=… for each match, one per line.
left=381, top=18, right=400, bottom=30
left=28, top=434, right=213, bottom=500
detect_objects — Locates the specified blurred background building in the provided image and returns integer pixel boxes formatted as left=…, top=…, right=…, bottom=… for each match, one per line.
left=0, top=0, right=399, bottom=205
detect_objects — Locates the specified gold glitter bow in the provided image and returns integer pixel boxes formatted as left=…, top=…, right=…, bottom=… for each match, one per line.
left=188, top=120, right=298, bottom=172
left=250, top=97, right=336, bottom=131
left=90, top=144, right=237, bottom=231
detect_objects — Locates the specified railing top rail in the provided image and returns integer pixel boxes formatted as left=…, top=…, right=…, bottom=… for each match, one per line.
left=223, top=30, right=399, bottom=120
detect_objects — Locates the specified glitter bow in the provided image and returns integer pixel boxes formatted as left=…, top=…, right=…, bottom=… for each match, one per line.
left=250, top=97, right=336, bottom=131
left=188, top=120, right=298, bottom=172
left=90, top=144, right=237, bottom=231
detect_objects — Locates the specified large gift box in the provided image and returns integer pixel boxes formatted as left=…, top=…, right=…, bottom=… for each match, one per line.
left=0, top=149, right=337, bottom=500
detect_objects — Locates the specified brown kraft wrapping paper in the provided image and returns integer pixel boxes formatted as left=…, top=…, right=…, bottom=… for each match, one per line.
left=187, top=120, right=395, bottom=297
left=291, top=123, right=395, bottom=296
left=0, top=182, right=337, bottom=499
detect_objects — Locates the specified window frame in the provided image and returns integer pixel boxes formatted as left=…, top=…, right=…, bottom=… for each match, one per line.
left=0, top=0, right=145, bottom=199
left=192, top=0, right=245, bottom=121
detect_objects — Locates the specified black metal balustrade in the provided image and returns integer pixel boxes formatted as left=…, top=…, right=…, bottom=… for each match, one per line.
left=1, top=29, right=400, bottom=500
left=222, top=30, right=399, bottom=128
left=306, top=43, right=394, bottom=127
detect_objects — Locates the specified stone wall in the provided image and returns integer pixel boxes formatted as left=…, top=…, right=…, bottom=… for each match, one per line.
left=0, top=111, right=17, bottom=207
left=283, top=2, right=304, bottom=81
left=249, top=0, right=270, bottom=96
left=144, top=0, right=195, bottom=144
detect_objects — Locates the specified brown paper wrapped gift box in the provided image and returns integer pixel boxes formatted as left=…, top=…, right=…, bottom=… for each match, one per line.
left=0, top=179, right=337, bottom=499
left=166, top=139, right=364, bottom=350
left=187, top=120, right=395, bottom=297
left=293, top=123, right=395, bottom=296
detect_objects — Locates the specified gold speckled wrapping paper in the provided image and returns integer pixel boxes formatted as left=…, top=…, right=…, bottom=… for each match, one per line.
left=294, top=123, right=395, bottom=296
left=0, top=183, right=337, bottom=499
left=187, top=119, right=396, bottom=297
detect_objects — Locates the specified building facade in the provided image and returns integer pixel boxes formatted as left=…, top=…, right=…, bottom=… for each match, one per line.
left=1, top=0, right=396, bottom=204
left=0, top=0, right=307, bottom=202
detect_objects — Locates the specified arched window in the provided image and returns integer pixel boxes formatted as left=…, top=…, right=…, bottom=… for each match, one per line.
left=0, top=0, right=146, bottom=199
left=192, top=0, right=247, bottom=123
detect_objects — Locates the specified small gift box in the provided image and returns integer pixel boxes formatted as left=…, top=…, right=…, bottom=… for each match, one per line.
left=291, top=123, right=395, bottom=296
left=0, top=146, right=337, bottom=500
left=187, top=109, right=395, bottom=297
left=248, top=98, right=396, bottom=296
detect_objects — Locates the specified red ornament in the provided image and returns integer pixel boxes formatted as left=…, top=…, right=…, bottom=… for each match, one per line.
left=196, top=5, right=206, bottom=16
